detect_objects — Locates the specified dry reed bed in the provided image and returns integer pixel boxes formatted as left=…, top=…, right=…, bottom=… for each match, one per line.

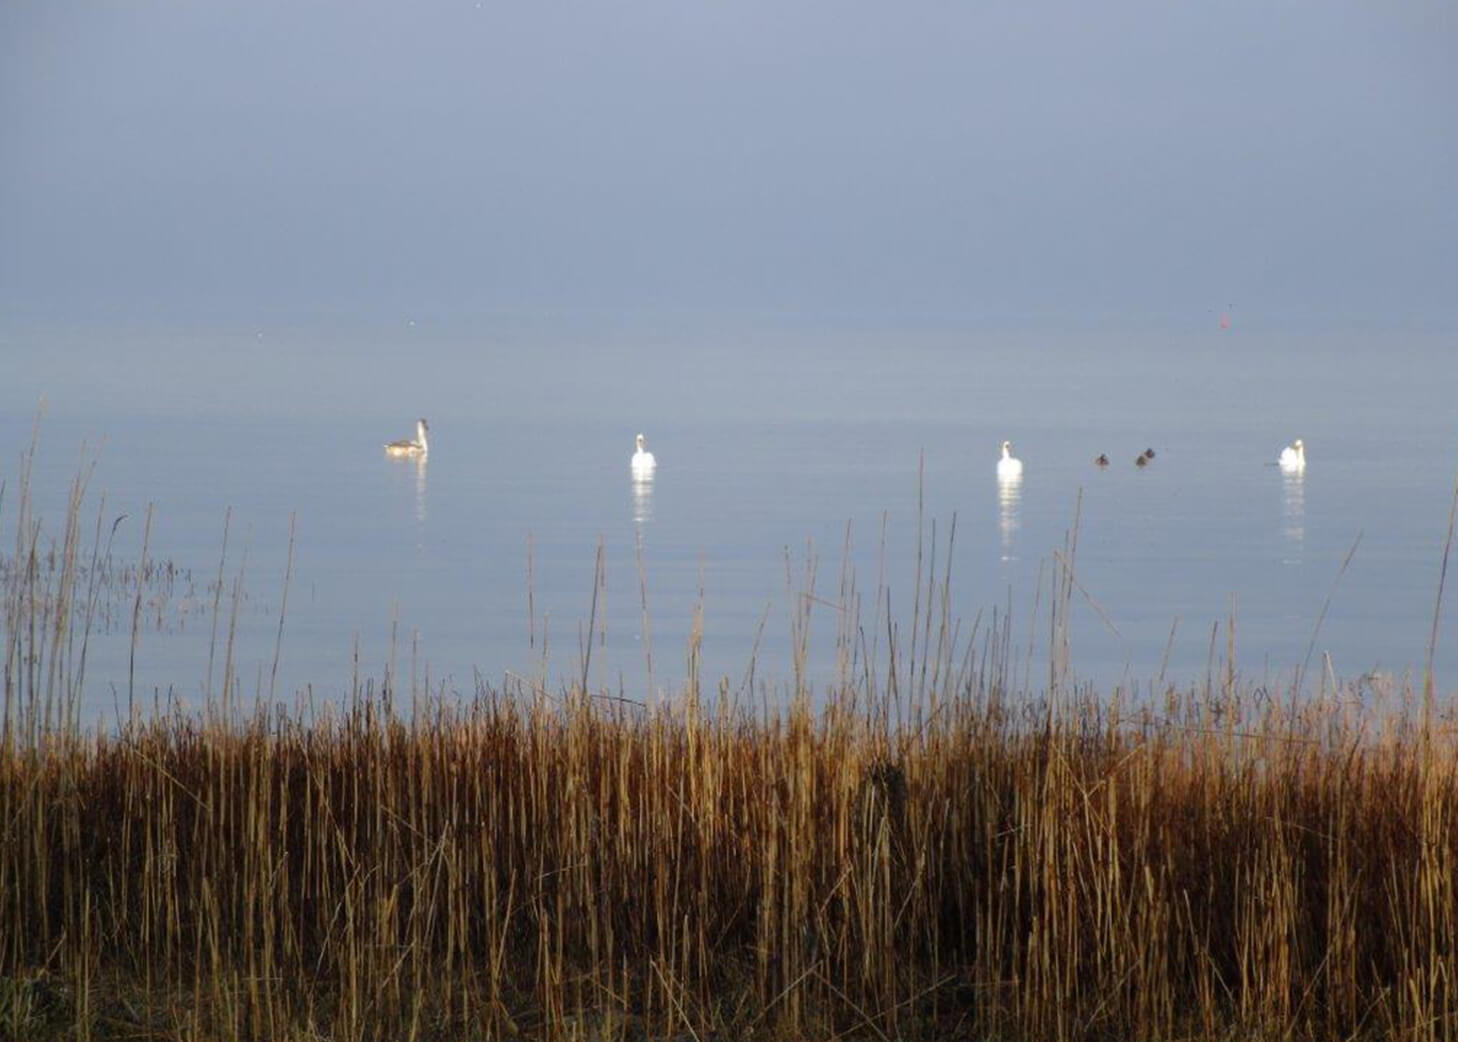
left=2, top=681, right=1457, bottom=1041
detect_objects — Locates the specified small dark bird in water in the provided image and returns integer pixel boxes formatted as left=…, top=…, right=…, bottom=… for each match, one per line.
left=1135, top=453, right=1149, bottom=467
left=1095, top=454, right=1109, bottom=467
left=1143, top=448, right=1156, bottom=459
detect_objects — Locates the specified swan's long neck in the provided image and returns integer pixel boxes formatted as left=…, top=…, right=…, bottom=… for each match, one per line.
left=1001, top=442, right=1012, bottom=459
left=636, top=435, right=645, bottom=452
left=417, top=421, right=429, bottom=453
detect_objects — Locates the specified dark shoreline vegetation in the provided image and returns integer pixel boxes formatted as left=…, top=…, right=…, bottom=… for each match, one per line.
left=4, top=440, right=1458, bottom=1041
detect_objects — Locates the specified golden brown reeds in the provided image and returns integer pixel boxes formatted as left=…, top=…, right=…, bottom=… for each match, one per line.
left=2, top=660, right=1458, bottom=1040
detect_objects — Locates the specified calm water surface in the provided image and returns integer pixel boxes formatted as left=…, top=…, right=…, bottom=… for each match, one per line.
left=4, top=327, right=1456, bottom=717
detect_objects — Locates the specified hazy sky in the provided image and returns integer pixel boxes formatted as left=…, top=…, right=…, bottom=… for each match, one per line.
left=3, top=0, right=1455, bottom=328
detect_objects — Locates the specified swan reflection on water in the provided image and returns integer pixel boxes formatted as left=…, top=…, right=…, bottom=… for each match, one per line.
left=1281, top=467, right=1304, bottom=564
left=998, top=473, right=1022, bottom=561
left=412, top=454, right=428, bottom=525
left=632, top=474, right=654, bottom=525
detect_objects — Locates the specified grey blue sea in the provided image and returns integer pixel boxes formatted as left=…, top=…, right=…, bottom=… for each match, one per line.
left=3, top=323, right=1455, bottom=718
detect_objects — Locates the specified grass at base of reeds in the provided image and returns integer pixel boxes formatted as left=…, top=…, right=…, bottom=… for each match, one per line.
left=2, top=675, right=1457, bottom=1042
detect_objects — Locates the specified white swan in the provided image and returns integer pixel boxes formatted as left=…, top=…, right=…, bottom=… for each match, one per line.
left=631, top=433, right=657, bottom=476
left=997, top=440, right=1023, bottom=480
left=1278, top=438, right=1305, bottom=471
left=385, top=418, right=429, bottom=457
